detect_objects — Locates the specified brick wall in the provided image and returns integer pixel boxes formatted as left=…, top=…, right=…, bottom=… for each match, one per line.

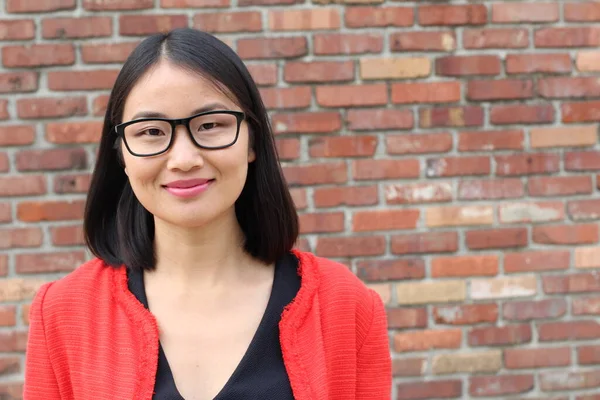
left=2, top=0, right=600, bottom=399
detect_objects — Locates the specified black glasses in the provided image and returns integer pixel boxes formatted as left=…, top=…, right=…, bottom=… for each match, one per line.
left=114, top=110, right=245, bottom=157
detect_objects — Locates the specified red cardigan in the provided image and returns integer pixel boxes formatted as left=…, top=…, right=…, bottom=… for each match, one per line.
left=23, top=249, right=391, bottom=399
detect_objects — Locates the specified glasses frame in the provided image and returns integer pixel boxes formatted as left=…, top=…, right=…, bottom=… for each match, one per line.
left=114, top=110, right=246, bottom=157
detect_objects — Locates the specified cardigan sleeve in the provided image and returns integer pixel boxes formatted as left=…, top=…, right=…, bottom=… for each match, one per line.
left=23, top=282, right=61, bottom=400
left=356, top=289, right=392, bottom=400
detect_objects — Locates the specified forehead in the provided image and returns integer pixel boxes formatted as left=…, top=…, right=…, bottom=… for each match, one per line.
left=122, top=60, right=238, bottom=120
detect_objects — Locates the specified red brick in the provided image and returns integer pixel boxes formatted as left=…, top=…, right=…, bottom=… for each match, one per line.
left=50, top=225, right=84, bottom=246
left=357, top=259, right=425, bottom=282
left=467, top=79, right=533, bottom=101
left=16, top=251, right=85, bottom=274
left=464, top=28, right=529, bottom=49
left=269, top=9, right=340, bottom=31
left=290, top=188, right=306, bottom=210
left=0, top=153, right=8, bottom=173
left=284, top=61, right=353, bottom=83
left=0, top=227, right=43, bottom=249
left=162, top=0, right=229, bottom=7
left=345, top=6, right=413, bottom=28
left=432, top=255, right=498, bottom=278
left=469, top=325, right=532, bottom=346
left=54, top=174, right=91, bottom=194
left=0, top=72, right=37, bottom=93
left=313, top=185, right=378, bottom=208
left=81, top=42, right=138, bottom=64
left=298, top=212, right=344, bottom=234
left=0, top=306, right=16, bottom=326
left=542, top=371, right=600, bottom=391
left=16, top=148, right=87, bottom=172
left=458, top=129, right=524, bottom=152
left=465, top=227, right=528, bottom=250
left=387, top=133, right=453, bottom=155
left=492, top=2, right=559, bottom=23
left=242, top=64, right=276, bottom=87
left=578, top=345, right=600, bottom=365
left=259, top=87, right=311, bottom=109
left=0, top=254, right=7, bottom=275
left=0, top=101, right=7, bottom=120
left=539, top=321, right=600, bottom=341
left=7, top=0, right=75, bottom=12
left=469, top=375, right=534, bottom=397
left=42, top=17, right=112, bottom=39
left=315, top=236, right=385, bottom=257
left=436, top=55, right=501, bottom=76
left=539, top=77, right=600, bottom=98
left=568, top=199, right=600, bottom=221
left=119, top=15, right=187, bottom=36
left=534, top=223, right=599, bottom=245
left=84, top=0, right=153, bottom=9
left=17, top=97, right=87, bottom=119
left=418, top=4, right=486, bottom=26
left=238, top=0, right=293, bottom=5
left=316, top=84, right=387, bottom=107
left=395, top=329, right=461, bottom=352
left=506, top=53, right=572, bottom=74
left=385, top=182, right=453, bottom=204
left=309, top=136, right=377, bottom=158
left=48, top=70, right=118, bottom=91
left=391, top=31, right=456, bottom=52
left=193, top=11, right=261, bottom=33
left=0, top=175, right=46, bottom=197
left=396, top=380, right=462, bottom=400
left=46, top=122, right=103, bottom=144
left=495, top=153, right=559, bottom=176
left=491, top=104, right=555, bottom=125
left=347, top=109, right=413, bottom=131
left=545, top=273, right=600, bottom=294
left=505, top=347, right=570, bottom=369
left=352, top=159, right=420, bottom=180
left=529, top=176, right=592, bottom=196
left=391, top=231, right=457, bottom=255
left=0, top=19, right=35, bottom=40
left=275, top=138, right=299, bottom=160
left=566, top=151, right=600, bottom=171
left=392, top=81, right=461, bottom=104
left=505, top=250, right=570, bottom=273
left=573, top=296, right=600, bottom=315
left=434, top=304, right=497, bottom=326
left=393, top=358, right=427, bottom=377
left=313, top=33, right=382, bottom=55
left=352, top=209, right=419, bottom=232
left=504, top=299, right=567, bottom=321
left=420, top=106, right=484, bottom=128
left=499, top=201, right=565, bottom=224
left=0, top=125, right=35, bottom=146
left=536, top=27, right=600, bottom=48
left=531, top=126, right=597, bottom=148
left=458, top=178, right=524, bottom=201
left=2, top=44, right=74, bottom=68
left=17, top=200, right=85, bottom=222
left=562, top=101, right=600, bottom=123
left=425, top=156, right=489, bottom=177
left=283, top=163, right=346, bottom=186
left=237, top=37, right=307, bottom=59
left=272, top=112, right=341, bottom=134
left=566, top=2, right=600, bottom=21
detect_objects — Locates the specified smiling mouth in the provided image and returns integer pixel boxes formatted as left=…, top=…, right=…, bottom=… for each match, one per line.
left=163, top=179, right=215, bottom=198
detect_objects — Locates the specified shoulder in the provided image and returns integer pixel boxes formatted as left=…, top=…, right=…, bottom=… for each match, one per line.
left=31, top=257, right=122, bottom=318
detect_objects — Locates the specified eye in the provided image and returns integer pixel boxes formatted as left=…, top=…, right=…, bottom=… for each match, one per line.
left=199, top=122, right=217, bottom=131
left=141, top=128, right=165, bottom=136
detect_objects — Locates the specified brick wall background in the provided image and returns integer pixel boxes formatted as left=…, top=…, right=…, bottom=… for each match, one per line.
left=2, top=0, right=600, bottom=399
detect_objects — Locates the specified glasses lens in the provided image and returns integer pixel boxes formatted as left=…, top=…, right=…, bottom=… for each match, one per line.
left=189, top=112, right=238, bottom=148
left=123, top=120, right=172, bottom=155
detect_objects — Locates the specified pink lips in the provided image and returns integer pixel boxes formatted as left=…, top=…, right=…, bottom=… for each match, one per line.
left=163, top=178, right=214, bottom=198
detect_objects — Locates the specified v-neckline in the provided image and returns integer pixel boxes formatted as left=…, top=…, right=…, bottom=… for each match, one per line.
left=128, top=258, right=283, bottom=399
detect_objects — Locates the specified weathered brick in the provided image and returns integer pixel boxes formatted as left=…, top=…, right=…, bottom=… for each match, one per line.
left=463, top=28, right=528, bottom=49
left=465, top=227, right=528, bottom=250
left=541, top=370, right=600, bottom=391
left=545, top=273, right=600, bottom=294
left=434, top=304, right=498, bottom=325
left=17, top=200, right=85, bottom=222
left=431, top=255, right=498, bottom=278
left=495, top=153, right=560, bottom=176
left=119, top=15, right=187, bottom=36
left=534, top=223, right=598, bottom=245
left=298, top=212, right=344, bottom=234
left=309, top=136, right=377, bottom=158
left=539, top=321, right=600, bottom=342
left=471, top=275, right=537, bottom=300
left=17, top=97, right=87, bottom=119
left=391, top=31, right=456, bottom=52
left=575, top=246, right=600, bottom=269
left=50, top=225, right=84, bottom=246
left=316, top=84, right=387, bottom=107
left=425, top=156, right=490, bottom=177
left=269, top=9, right=340, bottom=31
left=432, top=351, right=501, bottom=375
left=470, top=375, right=535, bottom=397
left=0, top=19, right=35, bottom=40
left=259, top=87, right=311, bottom=110
left=393, top=358, right=427, bottom=377
left=562, top=101, right=600, bottom=123
left=507, top=53, right=572, bottom=74
left=352, top=209, right=419, bottom=232
left=345, top=6, right=413, bottom=28
left=0, top=175, right=46, bottom=197
left=394, top=328, right=462, bottom=352
left=529, top=176, right=592, bottom=197
left=458, top=129, right=524, bottom=152
left=536, top=27, right=600, bottom=48
left=284, top=61, right=353, bottom=83
left=48, top=70, right=118, bottom=91
left=46, top=122, right=103, bottom=144
left=469, top=324, right=532, bottom=346
left=16, top=252, right=85, bottom=274
left=54, top=174, right=91, bottom=194
left=0, top=227, right=42, bottom=249
left=7, top=0, right=75, bottom=12
left=458, top=178, right=524, bottom=201
left=386, top=133, right=452, bottom=155
left=81, top=42, right=138, bottom=64
left=2, top=44, right=74, bottom=68
left=360, top=57, right=430, bottom=80
left=492, top=2, right=559, bottom=23
left=314, top=185, right=378, bottom=208
left=499, top=201, right=564, bottom=224
left=194, top=11, right=262, bottom=33
left=418, top=4, right=487, bottom=26
left=491, top=104, right=555, bottom=125
left=426, top=205, right=494, bottom=227
left=272, top=112, right=341, bottom=134
left=283, top=162, right=346, bottom=186
left=313, top=33, right=382, bottom=55
left=396, top=380, right=462, bottom=400
left=315, top=236, right=385, bottom=257
left=84, top=0, right=154, bottom=9
left=503, top=299, right=567, bottom=321
left=348, top=109, right=413, bottom=131
left=396, top=280, right=466, bottom=305
left=357, top=259, right=424, bottom=282
left=505, top=250, right=570, bottom=273
left=391, top=81, right=460, bottom=104
left=0, top=72, right=38, bottom=93
left=467, top=79, right=533, bottom=101
left=386, top=182, right=453, bottom=204
left=352, top=159, right=420, bottom=181
left=42, top=17, right=112, bottom=39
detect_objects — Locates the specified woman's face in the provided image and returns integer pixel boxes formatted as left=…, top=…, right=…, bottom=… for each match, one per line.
left=120, top=60, right=254, bottom=229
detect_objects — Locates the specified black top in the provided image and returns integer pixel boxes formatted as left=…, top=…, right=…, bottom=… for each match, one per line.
left=127, top=252, right=301, bottom=400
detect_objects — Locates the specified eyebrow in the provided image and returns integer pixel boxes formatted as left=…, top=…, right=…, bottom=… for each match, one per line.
left=130, top=102, right=231, bottom=120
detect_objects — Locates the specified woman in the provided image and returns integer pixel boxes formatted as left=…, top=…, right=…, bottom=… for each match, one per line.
left=23, top=28, right=391, bottom=400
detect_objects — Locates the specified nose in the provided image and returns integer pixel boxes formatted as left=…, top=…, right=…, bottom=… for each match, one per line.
left=165, top=125, right=205, bottom=172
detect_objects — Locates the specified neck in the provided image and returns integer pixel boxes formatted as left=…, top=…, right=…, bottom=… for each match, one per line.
left=151, top=209, right=256, bottom=288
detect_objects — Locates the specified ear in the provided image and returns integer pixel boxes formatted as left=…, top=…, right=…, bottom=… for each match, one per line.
left=248, top=147, right=256, bottom=163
